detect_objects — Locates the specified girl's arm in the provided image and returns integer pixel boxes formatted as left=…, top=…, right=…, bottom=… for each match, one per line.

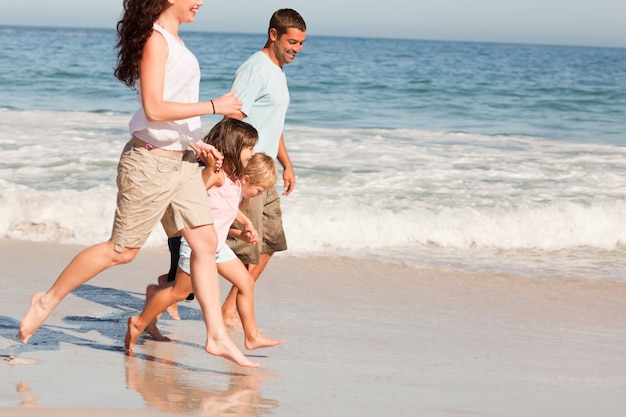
left=201, top=167, right=225, bottom=190
left=228, top=210, right=259, bottom=244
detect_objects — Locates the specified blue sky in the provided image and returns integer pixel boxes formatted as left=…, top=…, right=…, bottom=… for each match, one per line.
left=2, top=0, right=625, bottom=48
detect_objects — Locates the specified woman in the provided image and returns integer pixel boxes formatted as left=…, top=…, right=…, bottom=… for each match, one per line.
left=18, top=0, right=258, bottom=368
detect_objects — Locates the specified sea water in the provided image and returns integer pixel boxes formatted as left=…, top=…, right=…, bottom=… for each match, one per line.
left=1, top=26, right=625, bottom=282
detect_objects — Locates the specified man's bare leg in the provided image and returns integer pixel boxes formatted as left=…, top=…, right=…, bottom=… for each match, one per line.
left=222, top=252, right=273, bottom=328
left=19, top=242, right=137, bottom=343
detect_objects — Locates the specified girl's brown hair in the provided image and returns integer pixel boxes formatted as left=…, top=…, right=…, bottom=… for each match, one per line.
left=203, top=119, right=259, bottom=180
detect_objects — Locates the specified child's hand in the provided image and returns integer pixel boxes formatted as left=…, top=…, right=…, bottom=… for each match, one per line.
left=241, top=225, right=260, bottom=244
left=193, top=142, right=223, bottom=173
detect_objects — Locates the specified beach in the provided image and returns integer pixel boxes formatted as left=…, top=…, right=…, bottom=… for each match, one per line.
left=1, top=239, right=625, bottom=416
left=1, top=24, right=625, bottom=417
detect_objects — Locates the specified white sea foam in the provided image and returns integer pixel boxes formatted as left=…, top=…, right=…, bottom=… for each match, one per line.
left=1, top=109, right=625, bottom=281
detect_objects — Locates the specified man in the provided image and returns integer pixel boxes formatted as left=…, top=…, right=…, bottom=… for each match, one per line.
left=223, top=8, right=306, bottom=326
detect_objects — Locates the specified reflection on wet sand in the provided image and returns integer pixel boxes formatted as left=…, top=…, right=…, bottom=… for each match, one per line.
left=16, top=380, right=41, bottom=408
left=124, top=342, right=279, bottom=416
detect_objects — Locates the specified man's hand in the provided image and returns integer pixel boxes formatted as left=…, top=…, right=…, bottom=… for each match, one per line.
left=282, top=165, right=296, bottom=196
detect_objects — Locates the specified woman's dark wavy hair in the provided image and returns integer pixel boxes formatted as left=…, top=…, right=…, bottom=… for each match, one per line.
left=202, top=119, right=259, bottom=181
left=114, top=0, right=170, bottom=88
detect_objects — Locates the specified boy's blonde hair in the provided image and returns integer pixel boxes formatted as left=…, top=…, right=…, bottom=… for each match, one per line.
left=244, top=153, right=277, bottom=189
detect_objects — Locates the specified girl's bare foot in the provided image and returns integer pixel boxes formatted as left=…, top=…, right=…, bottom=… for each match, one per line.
left=223, top=312, right=242, bottom=329
left=157, top=274, right=168, bottom=287
left=125, top=316, right=142, bottom=351
left=156, top=275, right=180, bottom=320
left=165, top=303, right=181, bottom=321
left=205, top=331, right=259, bottom=368
left=18, top=292, right=49, bottom=344
left=145, top=319, right=171, bottom=342
left=245, top=334, right=284, bottom=351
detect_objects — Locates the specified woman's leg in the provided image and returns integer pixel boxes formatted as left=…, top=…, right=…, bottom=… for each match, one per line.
left=217, top=259, right=283, bottom=350
left=19, top=241, right=138, bottom=343
left=182, top=225, right=258, bottom=368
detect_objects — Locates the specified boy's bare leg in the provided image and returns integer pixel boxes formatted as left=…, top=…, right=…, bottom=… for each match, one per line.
left=222, top=286, right=242, bottom=328
left=218, top=260, right=283, bottom=350
left=19, top=242, right=138, bottom=343
left=222, top=252, right=272, bottom=328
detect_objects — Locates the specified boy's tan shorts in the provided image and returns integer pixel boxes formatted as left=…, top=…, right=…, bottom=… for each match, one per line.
left=227, top=187, right=287, bottom=265
left=110, top=140, right=213, bottom=251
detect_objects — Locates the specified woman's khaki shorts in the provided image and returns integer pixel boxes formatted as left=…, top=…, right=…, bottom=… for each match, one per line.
left=110, top=140, right=213, bottom=251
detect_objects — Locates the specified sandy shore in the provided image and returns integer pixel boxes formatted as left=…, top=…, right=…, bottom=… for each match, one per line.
left=1, top=239, right=626, bottom=416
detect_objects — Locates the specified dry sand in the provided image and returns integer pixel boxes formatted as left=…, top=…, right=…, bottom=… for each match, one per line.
left=1, top=239, right=626, bottom=416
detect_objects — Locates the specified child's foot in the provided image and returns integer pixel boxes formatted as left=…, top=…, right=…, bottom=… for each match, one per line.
left=157, top=274, right=168, bottom=287
left=156, top=275, right=180, bottom=320
left=165, top=303, right=181, bottom=321
left=205, top=331, right=259, bottom=368
left=145, top=319, right=171, bottom=342
left=223, top=311, right=242, bottom=329
left=18, top=292, right=49, bottom=344
left=245, top=333, right=284, bottom=351
left=124, top=316, right=142, bottom=351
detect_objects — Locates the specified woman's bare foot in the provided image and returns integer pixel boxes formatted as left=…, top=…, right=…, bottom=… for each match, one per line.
left=145, top=319, right=171, bottom=342
left=245, top=334, right=284, bottom=351
left=205, top=331, right=259, bottom=368
left=18, top=292, right=49, bottom=344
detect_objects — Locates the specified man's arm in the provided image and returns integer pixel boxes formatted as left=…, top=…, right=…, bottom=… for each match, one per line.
left=223, top=111, right=245, bottom=120
left=277, top=133, right=295, bottom=195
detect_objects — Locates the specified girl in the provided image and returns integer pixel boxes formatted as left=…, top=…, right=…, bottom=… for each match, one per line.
left=125, top=119, right=283, bottom=352
left=18, top=0, right=257, bottom=368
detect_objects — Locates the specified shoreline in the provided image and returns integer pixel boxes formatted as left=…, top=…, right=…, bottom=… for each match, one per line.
left=1, top=240, right=626, bottom=416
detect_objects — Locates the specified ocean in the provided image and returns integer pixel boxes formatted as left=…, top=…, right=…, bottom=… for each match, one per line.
left=1, top=25, right=625, bottom=282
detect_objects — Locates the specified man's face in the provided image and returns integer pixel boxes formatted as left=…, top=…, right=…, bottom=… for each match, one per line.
left=271, top=27, right=306, bottom=67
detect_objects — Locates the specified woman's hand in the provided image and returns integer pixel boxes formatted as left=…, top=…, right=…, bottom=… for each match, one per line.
left=191, top=141, right=223, bottom=173
left=211, top=90, right=242, bottom=116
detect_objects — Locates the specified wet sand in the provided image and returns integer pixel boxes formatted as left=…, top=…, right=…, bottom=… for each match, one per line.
left=1, top=240, right=626, bottom=416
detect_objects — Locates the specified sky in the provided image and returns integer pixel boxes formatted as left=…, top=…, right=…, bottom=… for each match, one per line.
left=1, top=0, right=625, bottom=48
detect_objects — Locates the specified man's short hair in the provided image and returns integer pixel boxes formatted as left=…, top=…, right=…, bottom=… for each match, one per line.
left=269, top=8, right=306, bottom=37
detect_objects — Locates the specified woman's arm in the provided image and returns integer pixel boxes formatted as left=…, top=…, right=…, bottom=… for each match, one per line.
left=139, top=32, right=242, bottom=122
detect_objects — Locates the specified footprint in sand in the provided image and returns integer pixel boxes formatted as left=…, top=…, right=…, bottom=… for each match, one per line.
left=2, top=355, right=39, bottom=365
